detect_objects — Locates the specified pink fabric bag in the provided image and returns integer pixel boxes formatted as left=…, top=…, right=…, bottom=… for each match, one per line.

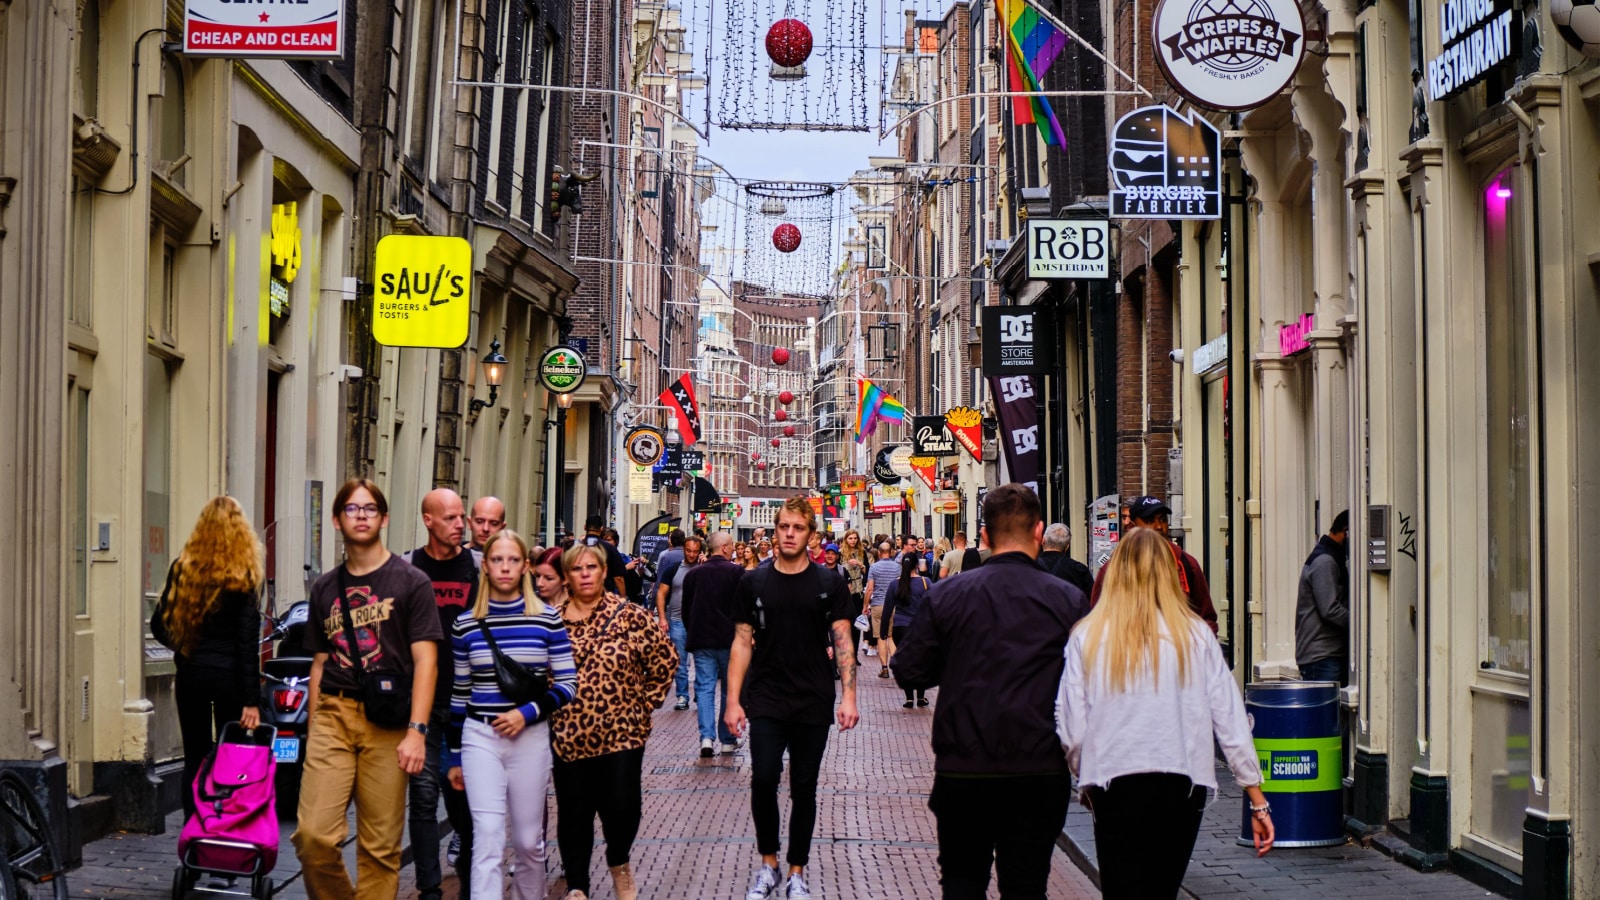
left=178, top=727, right=279, bottom=875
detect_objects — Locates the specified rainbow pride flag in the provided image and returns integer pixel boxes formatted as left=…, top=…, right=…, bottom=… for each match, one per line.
left=855, top=377, right=908, bottom=442
left=1002, top=0, right=1068, bottom=147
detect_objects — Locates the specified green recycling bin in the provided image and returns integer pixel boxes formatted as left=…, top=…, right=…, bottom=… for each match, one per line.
left=1238, top=681, right=1344, bottom=848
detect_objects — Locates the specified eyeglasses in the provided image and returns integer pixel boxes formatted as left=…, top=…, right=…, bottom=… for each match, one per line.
left=342, top=504, right=381, bottom=519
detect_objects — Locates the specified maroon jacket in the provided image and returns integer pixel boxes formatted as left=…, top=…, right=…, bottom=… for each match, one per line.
left=1089, top=539, right=1219, bottom=634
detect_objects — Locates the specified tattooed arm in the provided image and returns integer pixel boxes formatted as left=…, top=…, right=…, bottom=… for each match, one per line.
left=832, top=620, right=860, bottom=730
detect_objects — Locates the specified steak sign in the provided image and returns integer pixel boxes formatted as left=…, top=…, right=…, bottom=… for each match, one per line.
left=185, top=0, right=345, bottom=58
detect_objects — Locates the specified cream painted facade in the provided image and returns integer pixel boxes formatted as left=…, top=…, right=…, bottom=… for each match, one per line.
left=1166, top=1, right=1600, bottom=892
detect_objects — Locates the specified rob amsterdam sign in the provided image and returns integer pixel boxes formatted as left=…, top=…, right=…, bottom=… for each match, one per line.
left=1027, top=220, right=1110, bottom=280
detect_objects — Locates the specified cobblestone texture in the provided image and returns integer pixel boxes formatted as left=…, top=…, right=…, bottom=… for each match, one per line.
left=72, top=650, right=1096, bottom=898
left=1060, top=761, right=1507, bottom=899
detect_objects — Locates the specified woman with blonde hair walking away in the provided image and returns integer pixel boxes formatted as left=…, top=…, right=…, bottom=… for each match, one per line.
left=150, top=496, right=265, bottom=820
left=549, top=542, right=677, bottom=900
left=446, top=530, right=578, bottom=899
left=1056, top=528, right=1274, bottom=899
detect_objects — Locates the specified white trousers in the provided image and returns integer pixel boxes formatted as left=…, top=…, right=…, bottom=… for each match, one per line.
left=461, top=717, right=553, bottom=900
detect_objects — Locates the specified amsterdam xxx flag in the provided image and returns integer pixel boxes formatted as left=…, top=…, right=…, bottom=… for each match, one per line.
left=660, top=374, right=703, bottom=446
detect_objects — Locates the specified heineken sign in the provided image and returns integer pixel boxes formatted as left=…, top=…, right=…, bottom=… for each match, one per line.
left=538, top=345, right=586, bottom=394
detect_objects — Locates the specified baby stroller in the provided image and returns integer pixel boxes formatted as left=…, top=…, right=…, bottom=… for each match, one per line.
left=172, top=723, right=279, bottom=899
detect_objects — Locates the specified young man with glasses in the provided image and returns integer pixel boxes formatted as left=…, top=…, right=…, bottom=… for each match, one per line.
left=291, top=479, right=443, bottom=898
left=726, top=499, right=859, bottom=899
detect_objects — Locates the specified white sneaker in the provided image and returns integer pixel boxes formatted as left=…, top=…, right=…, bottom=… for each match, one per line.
left=746, top=863, right=780, bottom=899
left=785, top=872, right=812, bottom=899
left=865, top=647, right=876, bottom=657
left=719, top=741, right=740, bottom=754
left=700, top=738, right=714, bottom=758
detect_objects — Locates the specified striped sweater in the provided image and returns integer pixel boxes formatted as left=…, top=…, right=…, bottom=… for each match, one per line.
left=447, top=598, right=578, bottom=768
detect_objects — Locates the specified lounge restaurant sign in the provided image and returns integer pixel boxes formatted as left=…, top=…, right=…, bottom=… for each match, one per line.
left=1425, top=0, right=1518, bottom=100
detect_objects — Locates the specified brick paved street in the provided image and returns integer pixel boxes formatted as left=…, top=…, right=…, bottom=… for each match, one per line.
left=74, top=649, right=1097, bottom=899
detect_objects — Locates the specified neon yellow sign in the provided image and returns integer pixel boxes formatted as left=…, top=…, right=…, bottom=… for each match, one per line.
left=271, top=202, right=302, bottom=283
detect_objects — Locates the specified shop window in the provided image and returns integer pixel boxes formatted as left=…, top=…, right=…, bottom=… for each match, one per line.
left=76, top=0, right=100, bottom=118
left=1482, top=166, right=1531, bottom=676
left=143, top=354, right=174, bottom=628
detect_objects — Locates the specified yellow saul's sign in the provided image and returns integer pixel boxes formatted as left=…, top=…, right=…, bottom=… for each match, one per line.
left=372, top=235, right=472, bottom=348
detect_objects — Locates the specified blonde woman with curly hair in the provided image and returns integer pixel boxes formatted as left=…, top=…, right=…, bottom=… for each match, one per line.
left=1056, top=528, right=1273, bottom=899
left=150, top=495, right=265, bottom=820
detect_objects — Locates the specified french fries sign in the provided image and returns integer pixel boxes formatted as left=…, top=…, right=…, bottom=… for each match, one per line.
left=372, top=235, right=472, bottom=349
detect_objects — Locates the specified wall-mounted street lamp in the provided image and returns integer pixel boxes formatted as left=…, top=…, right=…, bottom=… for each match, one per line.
left=470, top=339, right=508, bottom=412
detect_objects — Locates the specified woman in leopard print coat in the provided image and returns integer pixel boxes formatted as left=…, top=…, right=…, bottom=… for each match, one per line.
left=549, top=542, right=677, bottom=900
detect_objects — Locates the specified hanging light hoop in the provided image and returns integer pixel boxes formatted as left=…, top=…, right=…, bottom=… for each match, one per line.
left=744, top=181, right=836, bottom=200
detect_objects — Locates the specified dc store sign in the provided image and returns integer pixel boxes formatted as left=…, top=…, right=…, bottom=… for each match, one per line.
left=981, top=306, right=1051, bottom=374
left=1153, top=0, right=1304, bottom=111
left=1110, top=106, right=1223, bottom=220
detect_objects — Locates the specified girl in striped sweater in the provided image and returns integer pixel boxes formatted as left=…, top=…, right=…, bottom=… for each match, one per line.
left=446, top=529, right=578, bottom=899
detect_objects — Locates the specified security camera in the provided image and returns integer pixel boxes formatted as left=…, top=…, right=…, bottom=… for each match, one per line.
left=1168, top=348, right=1185, bottom=364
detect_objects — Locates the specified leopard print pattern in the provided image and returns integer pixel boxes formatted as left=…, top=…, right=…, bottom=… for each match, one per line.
left=550, top=594, right=678, bottom=762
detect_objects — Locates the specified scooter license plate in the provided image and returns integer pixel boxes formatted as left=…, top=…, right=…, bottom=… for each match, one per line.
left=272, top=737, right=301, bottom=763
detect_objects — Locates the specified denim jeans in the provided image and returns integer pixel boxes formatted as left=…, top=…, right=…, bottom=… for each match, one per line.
left=692, top=648, right=734, bottom=743
left=668, top=618, right=691, bottom=698
left=1299, top=657, right=1347, bottom=685
left=408, top=703, right=473, bottom=897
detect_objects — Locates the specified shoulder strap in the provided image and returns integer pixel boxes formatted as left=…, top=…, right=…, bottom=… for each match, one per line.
left=477, top=614, right=509, bottom=661
left=335, top=565, right=368, bottom=683
left=594, top=600, right=624, bottom=640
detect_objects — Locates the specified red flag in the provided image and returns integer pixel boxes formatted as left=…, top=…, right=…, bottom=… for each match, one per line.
left=659, top=374, right=703, bottom=445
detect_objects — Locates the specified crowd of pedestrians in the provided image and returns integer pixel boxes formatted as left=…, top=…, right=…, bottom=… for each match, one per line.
left=156, top=476, right=1282, bottom=900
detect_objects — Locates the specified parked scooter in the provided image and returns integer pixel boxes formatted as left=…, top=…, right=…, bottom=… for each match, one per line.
left=260, top=596, right=312, bottom=821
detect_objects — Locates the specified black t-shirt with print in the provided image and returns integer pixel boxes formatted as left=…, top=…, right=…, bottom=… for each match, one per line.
left=306, top=554, right=444, bottom=694
left=407, top=547, right=479, bottom=700
left=732, top=561, right=854, bottom=726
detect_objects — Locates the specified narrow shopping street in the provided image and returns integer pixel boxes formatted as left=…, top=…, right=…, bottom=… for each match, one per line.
left=75, top=655, right=1097, bottom=899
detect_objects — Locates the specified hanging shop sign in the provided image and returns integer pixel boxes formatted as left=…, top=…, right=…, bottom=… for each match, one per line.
left=268, top=202, right=301, bottom=320
left=912, top=416, right=957, bottom=457
left=887, top=445, right=916, bottom=478
left=1109, top=105, right=1222, bottom=220
left=625, top=426, right=666, bottom=467
left=909, top=456, right=940, bottom=492
left=873, top=448, right=903, bottom=485
left=372, top=235, right=472, bottom=348
left=538, top=345, right=587, bottom=394
left=1279, top=313, right=1314, bottom=356
left=628, top=464, right=653, bottom=504
left=841, top=475, right=868, bottom=494
left=184, top=0, right=345, bottom=58
left=1152, top=0, right=1304, bottom=111
left=1026, top=219, right=1111, bottom=280
left=1192, top=333, right=1229, bottom=375
left=933, top=491, right=962, bottom=515
left=989, top=374, right=1041, bottom=491
left=1424, top=0, right=1519, bottom=100
left=681, top=449, right=706, bottom=472
left=981, top=305, right=1052, bottom=374
left=870, top=484, right=906, bottom=513
left=944, top=407, right=984, bottom=461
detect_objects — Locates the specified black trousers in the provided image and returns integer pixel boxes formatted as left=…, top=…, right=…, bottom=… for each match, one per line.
left=551, top=746, right=645, bottom=892
left=927, top=772, right=1071, bottom=900
left=1084, top=773, right=1206, bottom=899
left=409, top=702, right=473, bottom=897
left=749, top=717, right=831, bottom=868
left=891, top=627, right=924, bottom=702
left=174, top=666, right=245, bottom=821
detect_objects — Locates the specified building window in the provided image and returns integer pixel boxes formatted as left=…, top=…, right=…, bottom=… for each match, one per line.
left=484, top=0, right=515, bottom=206
left=157, top=54, right=187, bottom=187
left=69, top=385, right=90, bottom=616
left=77, top=0, right=100, bottom=118
left=510, top=5, right=538, bottom=224
left=534, top=30, right=561, bottom=236
left=1482, top=165, right=1531, bottom=676
left=70, top=177, right=94, bottom=327
left=403, top=0, right=440, bottom=166
left=149, top=239, right=178, bottom=346
left=142, top=354, right=173, bottom=623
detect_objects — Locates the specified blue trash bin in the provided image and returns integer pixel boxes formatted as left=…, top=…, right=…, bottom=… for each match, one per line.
left=1237, top=681, right=1344, bottom=848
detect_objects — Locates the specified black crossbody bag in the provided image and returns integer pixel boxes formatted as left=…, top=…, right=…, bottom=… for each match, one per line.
left=336, top=566, right=413, bottom=729
left=478, top=616, right=549, bottom=705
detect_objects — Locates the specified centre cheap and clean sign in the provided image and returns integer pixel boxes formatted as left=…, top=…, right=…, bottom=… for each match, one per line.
left=184, top=0, right=345, bottom=57
left=372, top=235, right=473, bottom=349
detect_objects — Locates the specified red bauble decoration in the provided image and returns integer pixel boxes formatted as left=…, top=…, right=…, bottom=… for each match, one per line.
left=765, top=19, right=815, bottom=68
left=778, top=390, right=795, bottom=404
left=772, top=224, right=802, bottom=254
left=783, top=425, right=797, bottom=437
left=771, top=438, right=782, bottom=447
left=752, top=452, right=762, bottom=461
left=771, top=346, right=791, bottom=365
left=774, top=409, right=788, bottom=422
left=757, top=461, right=769, bottom=471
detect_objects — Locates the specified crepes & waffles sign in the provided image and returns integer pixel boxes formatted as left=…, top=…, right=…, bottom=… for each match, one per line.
left=1153, top=0, right=1304, bottom=111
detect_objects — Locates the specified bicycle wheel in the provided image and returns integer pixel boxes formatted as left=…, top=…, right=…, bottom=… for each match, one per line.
left=0, top=771, right=67, bottom=899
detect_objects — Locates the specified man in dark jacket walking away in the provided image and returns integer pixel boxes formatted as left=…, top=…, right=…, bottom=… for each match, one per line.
left=682, top=532, right=743, bottom=757
left=1295, top=510, right=1350, bottom=683
left=1089, top=496, right=1219, bottom=634
left=893, top=484, right=1090, bottom=900
left=1038, top=523, right=1092, bottom=597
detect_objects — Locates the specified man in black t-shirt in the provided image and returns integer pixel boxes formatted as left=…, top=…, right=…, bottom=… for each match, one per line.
left=727, top=498, right=859, bottom=900
left=582, top=514, right=629, bottom=597
left=405, top=488, right=479, bottom=899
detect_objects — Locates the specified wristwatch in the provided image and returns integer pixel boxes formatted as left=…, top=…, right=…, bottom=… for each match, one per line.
left=408, top=721, right=429, bottom=736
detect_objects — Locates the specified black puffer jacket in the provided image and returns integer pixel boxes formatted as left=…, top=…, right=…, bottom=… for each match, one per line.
left=151, top=562, right=261, bottom=702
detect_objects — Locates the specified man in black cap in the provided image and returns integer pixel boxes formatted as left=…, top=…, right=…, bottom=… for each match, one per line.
left=1090, top=496, right=1218, bottom=634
